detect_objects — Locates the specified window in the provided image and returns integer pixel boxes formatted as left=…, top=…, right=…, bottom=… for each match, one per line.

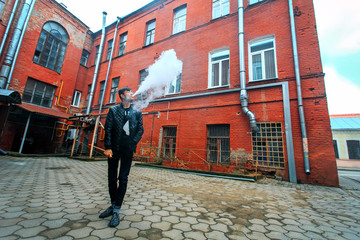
left=33, top=22, right=68, bottom=73
left=173, top=5, right=187, bottom=34
left=209, top=48, right=229, bottom=88
left=0, top=0, right=5, bottom=14
left=249, top=37, right=277, bottom=81
left=162, top=126, right=177, bottom=158
left=109, top=77, right=120, bottom=104
left=118, top=33, right=127, bottom=56
left=80, top=50, right=89, bottom=67
left=94, top=45, right=100, bottom=65
left=106, top=39, right=113, bottom=61
left=167, top=61, right=182, bottom=95
left=207, top=125, right=230, bottom=163
left=71, top=90, right=81, bottom=107
left=333, top=140, right=339, bottom=159
left=252, top=122, right=285, bottom=168
left=22, top=78, right=56, bottom=108
left=212, top=0, right=229, bottom=19
left=145, top=20, right=156, bottom=46
left=249, top=0, right=266, bottom=5
left=85, top=84, right=92, bottom=107
left=346, top=140, right=360, bottom=159
left=98, top=81, right=105, bottom=105
left=138, top=69, right=148, bottom=100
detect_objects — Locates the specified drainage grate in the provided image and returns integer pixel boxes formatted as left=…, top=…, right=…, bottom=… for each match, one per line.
left=45, top=166, right=70, bottom=170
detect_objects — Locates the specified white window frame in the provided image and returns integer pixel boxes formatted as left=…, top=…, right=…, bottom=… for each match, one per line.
left=249, top=0, right=266, bottom=5
left=145, top=20, right=156, bottom=46
left=208, top=47, right=230, bottom=89
left=173, top=5, right=187, bottom=34
left=166, top=61, right=182, bottom=95
left=71, top=90, right=81, bottom=107
left=248, top=35, right=278, bottom=82
left=212, top=0, right=229, bottom=19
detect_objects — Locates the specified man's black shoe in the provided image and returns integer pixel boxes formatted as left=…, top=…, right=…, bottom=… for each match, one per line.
left=109, top=212, right=120, bottom=227
left=99, top=206, right=113, bottom=218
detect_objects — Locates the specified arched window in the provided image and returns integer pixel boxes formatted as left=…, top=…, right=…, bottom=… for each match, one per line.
left=33, top=22, right=68, bottom=73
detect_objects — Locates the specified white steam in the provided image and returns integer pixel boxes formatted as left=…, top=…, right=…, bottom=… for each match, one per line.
left=133, top=49, right=182, bottom=111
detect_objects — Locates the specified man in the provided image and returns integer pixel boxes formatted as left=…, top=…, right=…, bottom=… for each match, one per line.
left=100, top=87, right=144, bottom=227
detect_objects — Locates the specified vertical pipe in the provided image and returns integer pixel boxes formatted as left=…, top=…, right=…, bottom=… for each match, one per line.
left=86, top=11, right=107, bottom=115
left=19, top=112, right=31, bottom=153
left=0, top=0, right=20, bottom=57
left=288, top=0, right=310, bottom=174
left=0, top=0, right=34, bottom=89
left=238, top=0, right=258, bottom=132
left=99, top=17, right=121, bottom=113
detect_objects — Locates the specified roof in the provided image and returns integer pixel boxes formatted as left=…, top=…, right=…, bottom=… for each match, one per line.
left=330, top=115, right=360, bottom=130
left=18, top=102, right=71, bottom=119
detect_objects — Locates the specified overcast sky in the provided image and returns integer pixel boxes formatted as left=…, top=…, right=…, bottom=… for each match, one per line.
left=57, top=0, right=360, bottom=115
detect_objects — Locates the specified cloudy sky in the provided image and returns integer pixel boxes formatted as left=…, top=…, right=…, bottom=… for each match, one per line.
left=58, top=0, right=360, bottom=115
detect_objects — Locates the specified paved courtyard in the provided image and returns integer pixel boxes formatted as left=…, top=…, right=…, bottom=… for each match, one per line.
left=0, top=156, right=359, bottom=239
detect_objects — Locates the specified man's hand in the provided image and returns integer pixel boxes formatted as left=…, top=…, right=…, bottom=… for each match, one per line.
left=104, top=149, right=113, bottom=158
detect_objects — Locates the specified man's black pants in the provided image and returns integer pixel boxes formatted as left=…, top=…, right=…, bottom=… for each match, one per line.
left=107, top=146, right=133, bottom=208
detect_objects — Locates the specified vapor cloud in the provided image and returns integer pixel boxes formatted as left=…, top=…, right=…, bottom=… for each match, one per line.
left=133, top=49, right=182, bottom=111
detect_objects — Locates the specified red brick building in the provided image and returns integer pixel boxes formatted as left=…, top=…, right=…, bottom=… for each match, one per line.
left=0, top=0, right=339, bottom=186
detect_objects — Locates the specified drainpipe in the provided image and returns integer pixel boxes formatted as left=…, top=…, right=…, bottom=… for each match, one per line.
left=86, top=11, right=107, bottom=115
left=0, top=0, right=35, bottom=89
left=0, top=0, right=20, bottom=57
left=238, top=0, right=258, bottom=132
left=99, top=17, right=121, bottom=114
left=6, top=0, right=36, bottom=90
left=288, top=0, right=310, bottom=175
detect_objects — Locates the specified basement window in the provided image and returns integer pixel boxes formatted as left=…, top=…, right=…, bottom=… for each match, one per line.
left=207, top=124, right=230, bottom=163
left=33, top=21, right=68, bottom=73
left=162, top=126, right=177, bottom=158
left=212, top=0, right=229, bottom=19
left=22, top=78, right=56, bottom=108
left=252, top=122, right=285, bottom=168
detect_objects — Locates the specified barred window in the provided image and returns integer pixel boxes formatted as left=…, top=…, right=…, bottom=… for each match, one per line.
left=162, top=126, right=177, bottom=158
left=252, top=122, right=285, bottom=168
left=33, top=22, right=68, bottom=73
left=207, top=124, right=230, bottom=163
left=22, top=78, right=56, bottom=108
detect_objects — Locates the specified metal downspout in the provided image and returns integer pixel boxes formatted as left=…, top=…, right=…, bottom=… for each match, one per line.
left=288, top=0, right=310, bottom=174
left=99, top=17, right=121, bottom=114
left=86, top=11, right=107, bottom=115
left=0, top=0, right=20, bottom=57
left=0, top=0, right=34, bottom=89
left=6, top=0, right=36, bottom=90
left=238, top=0, right=258, bottom=132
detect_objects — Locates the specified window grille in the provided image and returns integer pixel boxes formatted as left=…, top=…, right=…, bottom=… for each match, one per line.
left=252, top=122, right=285, bottom=168
left=207, top=124, right=230, bottom=163
left=162, top=126, right=177, bottom=158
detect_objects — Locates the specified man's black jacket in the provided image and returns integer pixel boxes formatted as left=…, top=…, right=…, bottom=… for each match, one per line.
left=104, top=104, right=144, bottom=152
